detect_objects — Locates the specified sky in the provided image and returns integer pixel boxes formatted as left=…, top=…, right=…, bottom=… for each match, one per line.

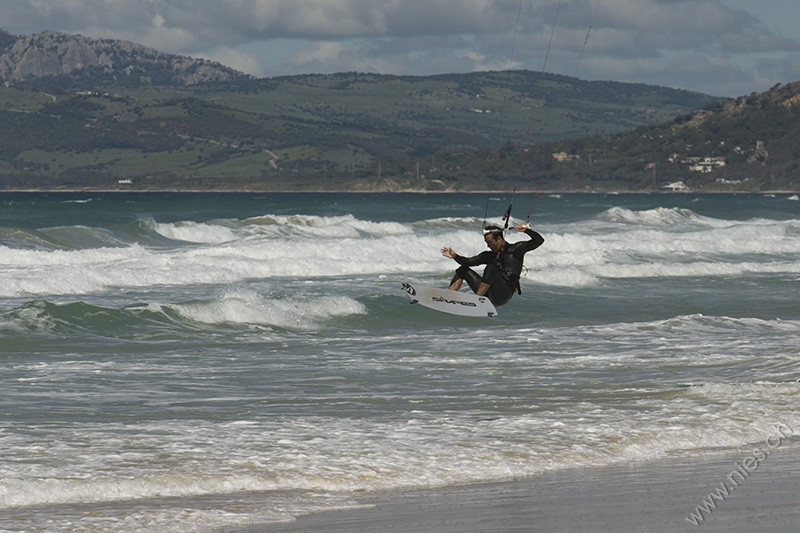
left=2, top=0, right=800, bottom=97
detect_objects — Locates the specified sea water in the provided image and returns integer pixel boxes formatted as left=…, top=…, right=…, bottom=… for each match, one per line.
left=1, top=192, right=799, bottom=531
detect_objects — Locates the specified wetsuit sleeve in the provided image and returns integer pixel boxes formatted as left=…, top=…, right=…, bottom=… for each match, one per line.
left=515, top=228, right=544, bottom=255
left=454, top=250, right=492, bottom=267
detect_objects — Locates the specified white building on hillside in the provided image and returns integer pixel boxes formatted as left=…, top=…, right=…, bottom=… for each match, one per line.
left=662, top=180, right=689, bottom=192
left=688, top=157, right=726, bottom=173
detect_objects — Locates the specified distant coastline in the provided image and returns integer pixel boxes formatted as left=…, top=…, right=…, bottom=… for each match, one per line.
left=2, top=186, right=797, bottom=194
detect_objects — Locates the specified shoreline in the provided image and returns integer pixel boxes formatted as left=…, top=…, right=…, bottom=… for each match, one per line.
left=259, top=446, right=800, bottom=533
left=1, top=188, right=798, bottom=195
left=7, top=447, right=800, bottom=532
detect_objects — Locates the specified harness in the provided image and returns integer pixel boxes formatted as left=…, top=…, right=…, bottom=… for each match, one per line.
left=494, top=243, right=522, bottom=295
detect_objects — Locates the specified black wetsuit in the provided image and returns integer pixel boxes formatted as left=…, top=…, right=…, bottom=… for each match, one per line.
left=451, top=228, right=544, bottom=306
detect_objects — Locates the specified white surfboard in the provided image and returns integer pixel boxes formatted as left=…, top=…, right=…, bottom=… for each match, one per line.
left=401, top=282, right=497, bottom=317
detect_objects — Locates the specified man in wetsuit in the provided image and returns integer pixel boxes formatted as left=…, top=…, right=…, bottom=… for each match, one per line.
left=441, top=224, right=544, bottom=306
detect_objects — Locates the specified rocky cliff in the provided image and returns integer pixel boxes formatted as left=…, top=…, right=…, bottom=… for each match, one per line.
left=0, top=29, right=249, bottom=87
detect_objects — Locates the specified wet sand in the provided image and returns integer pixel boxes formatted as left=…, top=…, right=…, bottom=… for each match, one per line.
left=260, top=445, right=800, bottom=532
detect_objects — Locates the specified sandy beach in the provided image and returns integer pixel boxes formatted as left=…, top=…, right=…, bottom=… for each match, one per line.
left=260, top=445, right=800, bottom=533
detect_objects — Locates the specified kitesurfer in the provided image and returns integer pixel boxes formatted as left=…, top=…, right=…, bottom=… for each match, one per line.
left=441, top=224, right=544, bottom=306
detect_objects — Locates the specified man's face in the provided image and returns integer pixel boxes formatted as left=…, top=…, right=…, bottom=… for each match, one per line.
left=484, top=233, right=503, bottom=252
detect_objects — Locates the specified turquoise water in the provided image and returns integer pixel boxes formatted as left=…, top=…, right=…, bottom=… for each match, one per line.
left=1, top=192, right=799, bottom=531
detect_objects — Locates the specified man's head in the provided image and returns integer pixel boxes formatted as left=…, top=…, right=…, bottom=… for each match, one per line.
left=482, top=225, right=505, bottom=252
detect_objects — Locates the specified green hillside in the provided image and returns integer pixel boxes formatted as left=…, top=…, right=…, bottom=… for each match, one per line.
left=0, top=70, right=718, bottom=191
left=443, top=81, right=800, bottom=192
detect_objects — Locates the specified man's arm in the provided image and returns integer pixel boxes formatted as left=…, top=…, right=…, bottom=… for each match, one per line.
left=512, top=224, right=544, bottom=253
left=441, top=247, right=489, bottom=266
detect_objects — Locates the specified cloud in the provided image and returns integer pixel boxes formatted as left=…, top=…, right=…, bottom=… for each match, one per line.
left=203, top=46, right=266, bottom=77
left=1, top=0, right=799, bottom=95
left=721, top=27, right=799, bottom=55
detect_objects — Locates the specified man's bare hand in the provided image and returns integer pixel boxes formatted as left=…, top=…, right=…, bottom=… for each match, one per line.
left=441, top=247, right=456, bottom=259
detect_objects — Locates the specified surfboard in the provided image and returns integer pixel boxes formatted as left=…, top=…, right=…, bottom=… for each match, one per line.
left=401, top=282, right=497, bottom=317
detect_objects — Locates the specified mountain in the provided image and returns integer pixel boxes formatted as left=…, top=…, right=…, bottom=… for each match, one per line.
left=0, top=30, right=249, bottom=87
left=445, top=81, right=800, bottom=192
left=0, top=70, right=720, bottom=192
left=0, top=29, right=729, bottom=192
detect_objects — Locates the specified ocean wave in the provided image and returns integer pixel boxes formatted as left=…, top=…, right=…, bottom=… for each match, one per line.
left=0, top=225, right=129, bottom=251
left=412, top=216, right=484, bottom=230
left=597, top=205, right=800, bottom=232
left=0, top=292, right=367, bottom=337
left=620, top=314, right=800, bottom=338
left=599, top=206, right=719, bottom=227
left=3, top=383, right=799, bottom=511
left=0, top=227, right=59, bottom=250
left=1, top=209, right=799, bottom=296
left=151, top=220, right=238, bottom=244
left=529, top=217, right=800, bottom=286
left=61, top=198, right=93, bottom=204
left=0, top=300, right=187, bottom=337
left=171, top=291, right=367, bottom=330
left=37, top=224, right=129, bottom=249
left=244, top=213, right=412, bottom=239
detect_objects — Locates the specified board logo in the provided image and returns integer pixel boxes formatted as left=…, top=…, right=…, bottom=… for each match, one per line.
left=431, top=296, right=478, bottom=307
left=401, top=282, right=416, bottom=296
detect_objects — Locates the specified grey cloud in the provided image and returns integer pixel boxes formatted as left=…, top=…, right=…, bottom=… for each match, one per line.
left=1, top=0, right=799, bottom=96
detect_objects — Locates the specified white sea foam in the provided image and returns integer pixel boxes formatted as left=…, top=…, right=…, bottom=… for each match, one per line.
left=3, top=377, right=799, bottom=510
left=245, top=213, right=411, bottom=239
left=3, top=315, right=800, bottom=530
left=0, top=209, right=798, bottom=295
left=172, top=291, right=366, bottom=329
left=600, top=206, right=723, bottom=227
left=62, top=198, right=93, bottom=204
left=528, top=208, right=800, bottom=285
left=152, top=221, right=238, bottom=244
